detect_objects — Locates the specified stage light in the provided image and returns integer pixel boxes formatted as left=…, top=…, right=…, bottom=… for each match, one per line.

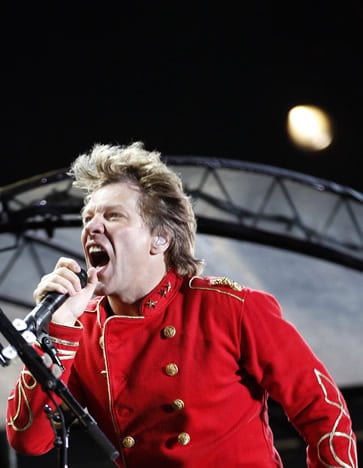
left=287, top=105, right=333, bottom=151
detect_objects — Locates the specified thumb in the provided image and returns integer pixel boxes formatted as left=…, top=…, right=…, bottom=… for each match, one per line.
left=84, top=267, right=99, bottom=295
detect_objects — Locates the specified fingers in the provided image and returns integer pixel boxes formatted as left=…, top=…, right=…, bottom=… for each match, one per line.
left=32, top=258, right=99, bottom=326
left=33, top=258, right=89, bottom=304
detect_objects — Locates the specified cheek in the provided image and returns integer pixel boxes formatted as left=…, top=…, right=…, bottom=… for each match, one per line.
left=122, top=232, right=152, bottom=254
left=81, top=228, right=88, bottom=245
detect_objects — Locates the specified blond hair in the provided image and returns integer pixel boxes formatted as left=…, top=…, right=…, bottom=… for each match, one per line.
left=68, top=141, right=204, bottom=276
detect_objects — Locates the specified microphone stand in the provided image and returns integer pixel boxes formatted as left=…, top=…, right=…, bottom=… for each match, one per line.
left=0, top=307, right=120, bottom=467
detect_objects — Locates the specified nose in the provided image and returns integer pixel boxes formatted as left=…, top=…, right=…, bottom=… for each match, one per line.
left=84, top=214, right=105, bottom=234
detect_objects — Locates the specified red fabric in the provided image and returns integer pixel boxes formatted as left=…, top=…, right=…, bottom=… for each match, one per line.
left=6, top=270, right=357, bottom=467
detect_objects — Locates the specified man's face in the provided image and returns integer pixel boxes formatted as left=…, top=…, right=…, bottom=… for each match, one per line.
left=81, top=181, right=157, bottom=298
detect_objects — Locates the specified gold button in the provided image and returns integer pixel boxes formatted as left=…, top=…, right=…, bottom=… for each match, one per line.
left=165, top=363, right=179, bottom=376
left=99, top=336, right=104, bottom=349
left=163, top=326, right=176, bottom=338
left=178, top=432, right=190, bottom=445
left=172, top=399, right=184, bottom=410
left=122, top=436, right=135, bottom=448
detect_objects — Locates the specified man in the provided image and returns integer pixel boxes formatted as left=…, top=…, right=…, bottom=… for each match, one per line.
left=6, top=142, right=357, bottom=467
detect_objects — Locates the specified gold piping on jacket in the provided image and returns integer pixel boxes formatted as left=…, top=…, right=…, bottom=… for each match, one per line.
left=314, top=368, right=357, bottom=467
left=100, top=330, right=123, bottom=452
left=7, top=369, right=37, bottom=431
left=57, top=349, right=77, bottom=360
left=50, top=336, right=80, bottom=347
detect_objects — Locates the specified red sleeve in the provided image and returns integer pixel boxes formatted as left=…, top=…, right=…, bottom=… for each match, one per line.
left=241, top=288, right=357, bottom=467
left=6, top=321, right=83, bottom=456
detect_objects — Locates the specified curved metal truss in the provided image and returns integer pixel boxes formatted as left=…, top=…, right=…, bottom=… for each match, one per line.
left=165, top=156, right=363, bottom=271
left=0, top=156, right=363, bottom=308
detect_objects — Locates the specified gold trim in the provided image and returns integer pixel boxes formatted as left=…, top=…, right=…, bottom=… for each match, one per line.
left=189, top=276, right=245, bottom=303
left=209, top=276, right=243, bottom=291
left=7, top=370, right=36, bottom=431
left=50, top=336, right=80, bottom=347
left=314, top=368, right=357, bottom=467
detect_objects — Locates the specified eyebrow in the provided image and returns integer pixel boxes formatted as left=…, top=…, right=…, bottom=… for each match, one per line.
left=81, top=203, right=126, bottom=216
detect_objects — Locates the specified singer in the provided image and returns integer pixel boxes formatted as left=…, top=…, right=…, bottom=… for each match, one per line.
left=6, top=142, right=358, bottom=467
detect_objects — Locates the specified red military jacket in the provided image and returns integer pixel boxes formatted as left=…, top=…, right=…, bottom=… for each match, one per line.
left=6, top=269, right=357, bottom=467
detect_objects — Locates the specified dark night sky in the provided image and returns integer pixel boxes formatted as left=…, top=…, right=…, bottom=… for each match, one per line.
left=2, top=2, right=363, bottom=190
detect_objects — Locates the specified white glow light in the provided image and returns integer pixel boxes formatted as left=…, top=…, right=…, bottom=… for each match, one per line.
left=287, top=105, right=333, bottom=151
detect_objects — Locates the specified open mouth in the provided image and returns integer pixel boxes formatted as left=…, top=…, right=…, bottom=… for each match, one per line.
left=88, top=245, right=110, bottom=267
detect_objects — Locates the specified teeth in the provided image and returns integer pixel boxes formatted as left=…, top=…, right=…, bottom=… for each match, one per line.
left=89, top=245, right=105, bottom=253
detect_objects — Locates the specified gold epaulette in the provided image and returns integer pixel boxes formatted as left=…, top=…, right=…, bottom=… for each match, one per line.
left=189, top=275, right=244, bottom=292
left=207, top=276, right=243, bottom=291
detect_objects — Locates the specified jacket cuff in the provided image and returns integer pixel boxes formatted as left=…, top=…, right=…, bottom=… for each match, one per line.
left=48, top=321, right=83, bottom=361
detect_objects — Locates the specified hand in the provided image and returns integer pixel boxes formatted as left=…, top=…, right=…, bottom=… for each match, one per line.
left=33, top=257, right=98, bottom=326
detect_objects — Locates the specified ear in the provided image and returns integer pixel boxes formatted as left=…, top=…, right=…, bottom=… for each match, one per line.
left=151, top=235, right=169, bottom=254
left=156, top=236, right=167, bottom=246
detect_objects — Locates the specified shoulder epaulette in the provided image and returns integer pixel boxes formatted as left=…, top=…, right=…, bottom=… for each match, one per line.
left=189, top=275, right=243, bottom=292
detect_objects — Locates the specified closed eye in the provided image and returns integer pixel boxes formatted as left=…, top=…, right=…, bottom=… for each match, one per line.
left=107, top=212, right=124, bottom=220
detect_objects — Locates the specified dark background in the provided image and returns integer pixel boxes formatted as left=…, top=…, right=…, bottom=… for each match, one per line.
left=2, top=1, right=363, bottom=190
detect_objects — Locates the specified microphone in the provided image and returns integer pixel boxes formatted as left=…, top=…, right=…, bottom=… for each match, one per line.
left=24, top=268, right=88, bottom=335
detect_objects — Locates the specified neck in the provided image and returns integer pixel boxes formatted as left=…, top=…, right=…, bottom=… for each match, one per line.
left=107, top=266, right=168, bottom=317
left=107, top=297, right=142, bottom=316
